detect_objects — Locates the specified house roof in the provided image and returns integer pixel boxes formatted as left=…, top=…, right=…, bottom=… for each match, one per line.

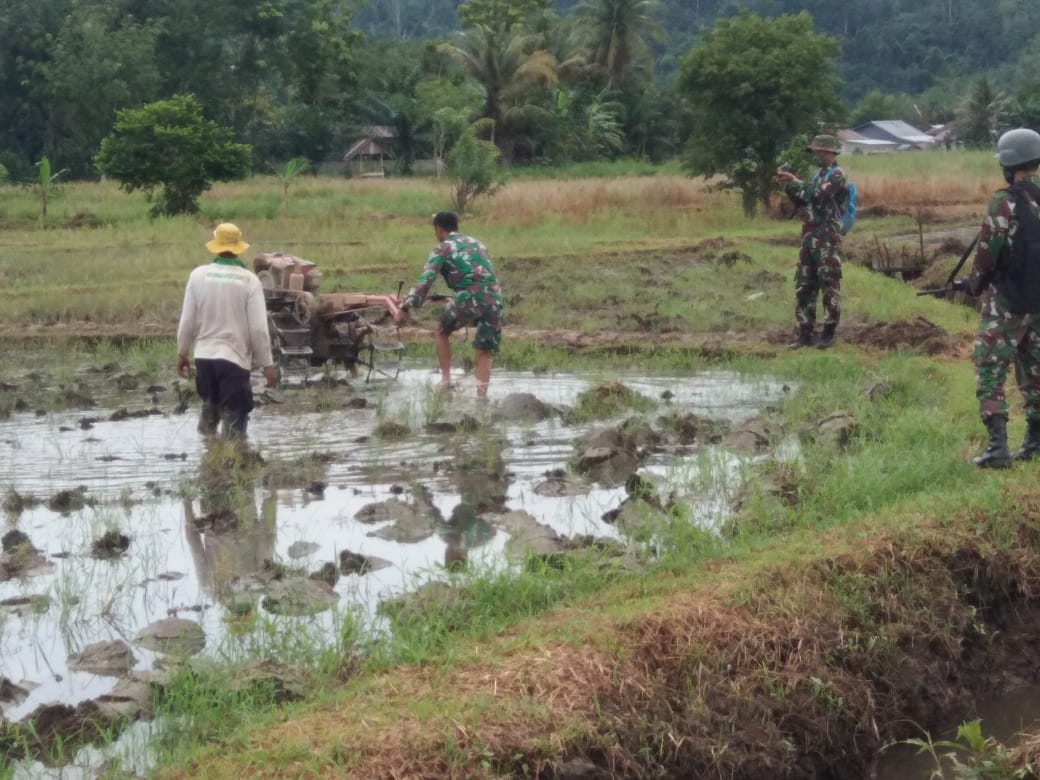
left=926, top=124, right=954, bottom=140
left=366, top=125, right=398, bottom=139
left=838, top=129, right=896, bottom=146
left=343, top=138, right=388, bottom=161
left=852, top=120, right=935, bottom=146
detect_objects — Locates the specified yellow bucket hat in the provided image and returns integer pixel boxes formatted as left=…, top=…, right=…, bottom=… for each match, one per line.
left=206, top=223, right=250, bottom=255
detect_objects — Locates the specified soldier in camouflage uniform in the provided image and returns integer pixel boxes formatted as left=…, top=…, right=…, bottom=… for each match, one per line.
left=776, top=134, right=849, bottom=350
left=964, top=128, right=1040, bottom=468
left=396, top=212, right=504, bottom=398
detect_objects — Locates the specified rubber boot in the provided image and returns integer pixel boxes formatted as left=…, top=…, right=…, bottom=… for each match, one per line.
left=198, top=403, right=220, bottom=437
left=974, top=415, right=1012, bottom=469
left=1013, top=418, right=1040, bottom=461
left=221, top=410, right=249, bottom=440
left=787, top=326, right=814, bottom=350
left=816, top=323, right=837, bottom=350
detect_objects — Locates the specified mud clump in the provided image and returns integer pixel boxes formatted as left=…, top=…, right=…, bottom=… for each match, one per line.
left=495, top=392, right=554, bottom=422
left=109, top=407, right=162, bottom=421
left=339, top=549, right=391, bottom=575
left=60, top=385, right=96, bottom=409
left=572, top=419, right=662, bottom=486
left=2, top=529, right=32, bottom=554
left=656, top=411, right=730, bottom=445
left=0, top=677, right=32, bottom=708
left=91, top=530, right=131, bottom=559
left=374, top=419, right=410, bottom=439
left=0, top=531, right=53, bottom=581
left=842, top=317, right=952, bottom=354
left=134, top=617, right=205, bottom=655
left=47, top=487, right=91, bottom=514
left=770, top=317, right=953, bottom=355
left=569, top=381, right=654, bottom=422
left=262, top=452, right=334, bottom=490
left=67, top=640, right=136, bottom=677
left=309, top=562, right=339, bottom=586
left=2, top=489, right=39, bottom=516
left=264, top=577, right=338, bottom=616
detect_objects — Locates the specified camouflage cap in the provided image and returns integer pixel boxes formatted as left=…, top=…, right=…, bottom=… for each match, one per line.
left=806, top=134, right=841, bottom=154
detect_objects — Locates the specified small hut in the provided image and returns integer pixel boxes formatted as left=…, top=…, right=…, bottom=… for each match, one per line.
left=343, top=126, right=398, bottom=177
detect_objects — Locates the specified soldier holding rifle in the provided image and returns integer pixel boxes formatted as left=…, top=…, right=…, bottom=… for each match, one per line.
left=775, top=134, right=849, bottom=350
left=958, top=129, right=1040, bottom=468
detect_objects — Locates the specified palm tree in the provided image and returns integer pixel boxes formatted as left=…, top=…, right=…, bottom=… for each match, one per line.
left=956, top=76, right=1010, bottom=149
left=572, top=0, right=665, bottom=88
left=527, top=10, right=590, bottom=84
left=441, top=24, right=559, bottom=160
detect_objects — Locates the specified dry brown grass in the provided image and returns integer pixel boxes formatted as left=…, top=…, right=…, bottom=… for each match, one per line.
left=853, top=172, right=992, bottom=214
left=1012, top=730, right=1040, bottom=773
left=485, top=176, right=717, bottom=227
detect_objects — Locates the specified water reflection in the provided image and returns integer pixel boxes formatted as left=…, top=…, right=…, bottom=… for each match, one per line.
left=181, top=445, right=277, bottom=604
left=437, top=436, right=507, bottom=569
left=440, top=504, right=495, bottom=569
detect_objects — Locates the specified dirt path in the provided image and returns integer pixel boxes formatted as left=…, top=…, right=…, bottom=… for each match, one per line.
left=0, top=317, right=966, bottom=358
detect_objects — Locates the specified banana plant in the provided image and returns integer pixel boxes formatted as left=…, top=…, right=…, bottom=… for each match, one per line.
left=279, top=157, right=310, bottom=214
left=35, top=156, right=69, bottom=221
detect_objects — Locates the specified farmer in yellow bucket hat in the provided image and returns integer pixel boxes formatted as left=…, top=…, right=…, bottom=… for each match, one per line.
left=176, top=223, right=277, bottom=439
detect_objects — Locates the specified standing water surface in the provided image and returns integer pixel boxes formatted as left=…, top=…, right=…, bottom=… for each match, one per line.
left=0, top=364, right=790, bottom=736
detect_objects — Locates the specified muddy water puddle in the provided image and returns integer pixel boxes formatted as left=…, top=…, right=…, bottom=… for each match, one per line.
left=873, top=683, right=1040, bottom=778
left=0, top=364, right=789, bottom=763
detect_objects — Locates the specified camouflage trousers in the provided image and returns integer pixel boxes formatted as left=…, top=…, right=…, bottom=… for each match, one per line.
left=794, top=244, right=842, bottom=329
left=973, top=297, right=1040, bottom=421
left=438, top=290, right=504, bottom=354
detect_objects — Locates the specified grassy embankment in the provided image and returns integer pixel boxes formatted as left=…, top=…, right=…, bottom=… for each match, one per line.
left=2, top=152, right=1038, bottom=778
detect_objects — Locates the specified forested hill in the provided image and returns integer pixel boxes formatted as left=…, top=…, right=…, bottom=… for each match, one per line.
left=355, top=0, right=1040, bottom=99
left=3, top=0, right=1037, bottom=185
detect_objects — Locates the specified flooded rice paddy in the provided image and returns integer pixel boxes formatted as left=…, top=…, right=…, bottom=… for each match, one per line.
left=0, top=361, right=792, bottom=774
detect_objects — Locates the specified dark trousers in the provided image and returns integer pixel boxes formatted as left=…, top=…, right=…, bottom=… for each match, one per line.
left=194, top=358, right=254, bottom=438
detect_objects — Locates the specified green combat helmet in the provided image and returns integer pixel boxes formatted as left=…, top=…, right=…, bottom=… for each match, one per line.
left=806, top=134, right=841, bottom=153
left=995, top=128, right=1040, bottom=167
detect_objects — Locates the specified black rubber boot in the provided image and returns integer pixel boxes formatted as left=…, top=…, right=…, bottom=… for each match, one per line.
left=1013, top=418, right=1040, bottom=461
left=974, top=415, right=1012, bottom=469
left=816, top=323, right=837, bottom=350
left=222, top=410, right=249, bottom=440
left=198, top=403, right=220, bottom=436
left=787, top=326, right=814, bottom=350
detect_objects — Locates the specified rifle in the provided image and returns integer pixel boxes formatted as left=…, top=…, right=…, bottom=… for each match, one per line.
left=916, top=231, right=980, bottom=297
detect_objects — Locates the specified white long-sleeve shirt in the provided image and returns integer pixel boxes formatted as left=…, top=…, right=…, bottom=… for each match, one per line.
left=176, top=259, right=273, bottom=370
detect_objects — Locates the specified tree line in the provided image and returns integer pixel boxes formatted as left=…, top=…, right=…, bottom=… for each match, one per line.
left=2, top=0, right=1039, bottom=210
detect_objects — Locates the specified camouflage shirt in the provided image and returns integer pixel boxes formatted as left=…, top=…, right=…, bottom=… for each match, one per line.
left=784, top=164, right=848, bottom=243
left=968, top=173, right=1040, bottom=297
left=404, top=232, right=503, bottom=310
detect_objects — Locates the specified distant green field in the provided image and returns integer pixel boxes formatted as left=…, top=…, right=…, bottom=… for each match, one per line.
left=0, top=150, right=992, bottom=334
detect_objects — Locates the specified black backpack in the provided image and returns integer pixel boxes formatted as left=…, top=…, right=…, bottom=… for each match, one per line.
left=995, top=180, right=1040, bottom=314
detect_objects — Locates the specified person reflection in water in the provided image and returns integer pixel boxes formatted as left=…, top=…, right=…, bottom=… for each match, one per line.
left=438, top=438, right=508, bottom=569
left=182, top=445, right=277, bottom=604
left=440, top=502, right=495, bottom=570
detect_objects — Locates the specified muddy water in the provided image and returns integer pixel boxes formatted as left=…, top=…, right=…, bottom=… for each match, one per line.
left=0, top=365, right=789, bottom=736
left=873, top=684, right=1040, bottom=778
